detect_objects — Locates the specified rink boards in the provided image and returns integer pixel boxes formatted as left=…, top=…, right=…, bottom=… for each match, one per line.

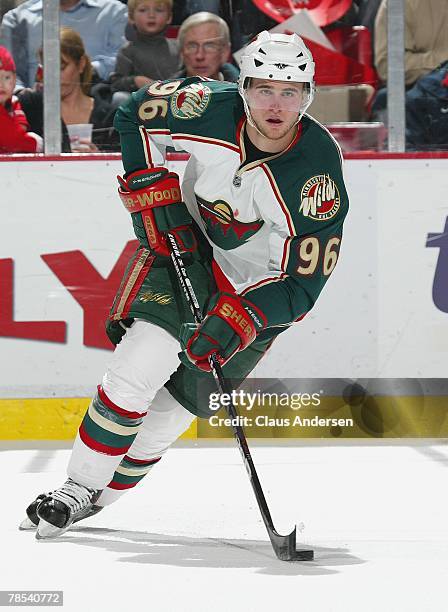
left=0, top=153, right=447, bottom=440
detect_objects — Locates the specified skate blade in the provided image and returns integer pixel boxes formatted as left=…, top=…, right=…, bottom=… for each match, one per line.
left=18, top=517, right=38, bottom=531
left=35, top=518, right=72, bottom=540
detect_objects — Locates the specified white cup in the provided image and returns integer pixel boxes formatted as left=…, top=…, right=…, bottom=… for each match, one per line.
left=67, top=123, right=93, bottom=151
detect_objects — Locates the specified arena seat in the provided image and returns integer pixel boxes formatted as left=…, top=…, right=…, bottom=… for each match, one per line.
left=326, top=26, right=373, bottom=70
left=300, top=27, right=377, bottom=87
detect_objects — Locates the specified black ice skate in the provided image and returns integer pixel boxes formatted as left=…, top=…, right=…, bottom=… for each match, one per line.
left=19, top=489, right=103, bottom=532
left=34, top=478, right=102, bottom=539
left=19, top=493, right=50, bottom=531
left=19, top=494, right=48, bottom=530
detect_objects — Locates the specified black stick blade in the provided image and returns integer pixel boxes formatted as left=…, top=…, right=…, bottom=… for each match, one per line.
left=268, top=526, right=314, bottom=562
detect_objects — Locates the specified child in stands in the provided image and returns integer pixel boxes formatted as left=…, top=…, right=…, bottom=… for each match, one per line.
left=0, top=46, right=42, bottom=153
left=111, top=0, right=180, bottom=98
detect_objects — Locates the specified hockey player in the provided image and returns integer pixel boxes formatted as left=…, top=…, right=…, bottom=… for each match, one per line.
left=21, top=31, right=349, bottom=538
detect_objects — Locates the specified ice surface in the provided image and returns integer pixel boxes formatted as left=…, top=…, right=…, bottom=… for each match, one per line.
left=2, top=442, right=448, bottom=612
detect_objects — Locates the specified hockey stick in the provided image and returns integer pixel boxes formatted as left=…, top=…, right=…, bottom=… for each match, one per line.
left=167, top=232, right=314, bottom=562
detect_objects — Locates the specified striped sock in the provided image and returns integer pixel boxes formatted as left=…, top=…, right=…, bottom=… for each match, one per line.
left=107, top=455, right=162, bottom=490
left=79, top=385, right=147, bottom=457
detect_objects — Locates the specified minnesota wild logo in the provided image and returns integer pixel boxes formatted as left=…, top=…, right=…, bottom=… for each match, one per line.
left=300, top=174, right=340, bottom=221
left=170, top=83, right=211, bottom=119
left=196, top=195, right=264, bottom=250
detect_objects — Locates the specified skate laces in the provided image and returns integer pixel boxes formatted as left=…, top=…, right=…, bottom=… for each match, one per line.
left=50, top=478, right=97, bottom=514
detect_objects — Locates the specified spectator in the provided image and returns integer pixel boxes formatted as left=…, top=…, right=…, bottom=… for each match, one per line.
left=0, top=0, right=128, bottom=90
left=405, top=60, right=448, bottom=150
left=111, top=0, right=180, bottom=99
left=18, top=27, right=118, bottom=152
left=371, top=0, right=448, bottom=128
left=174, top=11, right=238, bottom=81
left=375, top=0, right=448, bottom=88
left=0, top=44, right=42, bottom=152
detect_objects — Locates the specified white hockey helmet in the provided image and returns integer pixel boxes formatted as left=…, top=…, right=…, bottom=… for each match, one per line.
left=238, top=30, right=315, bottom=119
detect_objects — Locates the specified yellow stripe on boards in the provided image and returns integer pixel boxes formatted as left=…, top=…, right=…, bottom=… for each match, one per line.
left=0, top=398, right=197, bottom=441
left=0, top=398, right=90, bottom=440
left=2, top=396, right=446, bottom=440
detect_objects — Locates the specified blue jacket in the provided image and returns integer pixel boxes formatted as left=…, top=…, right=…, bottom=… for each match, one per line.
left=0, top=0, right=128, bottom=89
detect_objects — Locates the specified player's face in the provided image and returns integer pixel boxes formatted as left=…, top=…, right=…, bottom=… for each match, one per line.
left=131, top=0, right=171, bottom=35
left=0, top=70, right=16, bottom=105
left=247, top=78, right=303, bottom=142
left=181, top=23, right=229, bottom=79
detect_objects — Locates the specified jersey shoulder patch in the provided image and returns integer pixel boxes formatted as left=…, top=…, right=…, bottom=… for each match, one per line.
left=299, top=173, right=342, bottom=222
left=170, top=82, right=213, bottom=120
left=168, top=79, right=242, bottom=144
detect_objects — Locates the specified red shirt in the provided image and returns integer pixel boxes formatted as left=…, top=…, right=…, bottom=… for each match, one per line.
left=0, top=95, right=39, bottom=153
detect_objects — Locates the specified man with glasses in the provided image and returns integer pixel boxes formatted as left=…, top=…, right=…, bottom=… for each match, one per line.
left=174, top=11, right=239, bottom=82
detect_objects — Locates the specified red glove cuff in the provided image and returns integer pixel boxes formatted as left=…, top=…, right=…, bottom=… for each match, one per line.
left=118, top=168, right=181, bottom=214
left=118, top=168, right=195, bottom=257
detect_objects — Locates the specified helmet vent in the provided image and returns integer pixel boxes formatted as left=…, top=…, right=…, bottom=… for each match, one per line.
left=254, top=59, right=264, bottom=67
left=258, top=48, right=267, bottom=55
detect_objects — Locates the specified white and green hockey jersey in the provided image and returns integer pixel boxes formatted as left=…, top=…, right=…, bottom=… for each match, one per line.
left=113, top=77, right=349, bottom=330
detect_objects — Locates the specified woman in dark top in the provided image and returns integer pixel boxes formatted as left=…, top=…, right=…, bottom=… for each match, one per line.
left=18, top=27, right=119, bottom=153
